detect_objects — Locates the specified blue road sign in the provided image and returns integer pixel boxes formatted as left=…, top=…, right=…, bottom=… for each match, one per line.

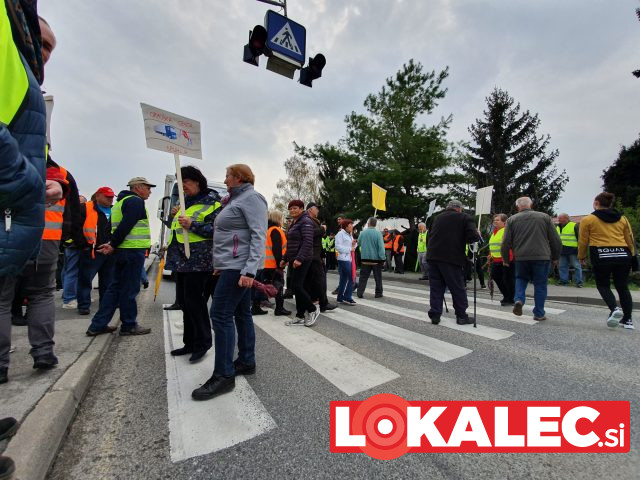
left=265, top=10, right=306, bottom=65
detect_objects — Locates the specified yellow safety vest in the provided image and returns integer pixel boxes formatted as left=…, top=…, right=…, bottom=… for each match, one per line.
left=489, top=228, right=505, bottom=259
left=111, top=196, right=151, bottom=249
left=0, top=1, right=29, bottom=126
left=417, top=231, right=428, bottom=253
left=556, top=222, right=578, bottom=248
left=169, top=202, right=220, bottom=244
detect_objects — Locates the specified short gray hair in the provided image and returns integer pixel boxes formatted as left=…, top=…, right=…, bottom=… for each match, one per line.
left=418, top=222, right=426, bottom=229
left=367, top=217, right=377, bottom=227
left=515, top=197, right=533, bottom=209
left=446, top=199, right=463, bottom=209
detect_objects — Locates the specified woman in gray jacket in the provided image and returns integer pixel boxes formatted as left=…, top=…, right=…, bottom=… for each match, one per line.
left=192, top=164, right=267, bottom=401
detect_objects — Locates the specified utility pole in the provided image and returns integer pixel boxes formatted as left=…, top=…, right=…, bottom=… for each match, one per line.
left=257, top=0, right=287, bottom=17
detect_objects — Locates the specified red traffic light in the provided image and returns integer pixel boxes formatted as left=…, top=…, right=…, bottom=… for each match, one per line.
left=243, top=25, right=272, bottom=67
left=299, top=54, right=326, bottom=87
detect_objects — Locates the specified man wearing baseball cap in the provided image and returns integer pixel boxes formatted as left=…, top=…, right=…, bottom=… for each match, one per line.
left=76, top=187, right=116, bottom=315
left=86, top=177, right=155, bottom=336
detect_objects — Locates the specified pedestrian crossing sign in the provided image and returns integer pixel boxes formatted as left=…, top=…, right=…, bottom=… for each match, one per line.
left=265, top=10, right=306, bottom=65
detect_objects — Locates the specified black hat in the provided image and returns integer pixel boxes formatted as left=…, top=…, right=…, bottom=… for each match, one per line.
left=306, top=202, right=319, bottom=210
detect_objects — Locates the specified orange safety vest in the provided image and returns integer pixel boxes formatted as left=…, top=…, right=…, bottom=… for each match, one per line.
left=264, top=226, right=287, bottom=268
left=83, top=201, right=98, bottom=246
left=383, top=233, right=393, bottom=250
left=42, top=166, right=67, bottom=241
left=393, top=234, right=405, bottom=254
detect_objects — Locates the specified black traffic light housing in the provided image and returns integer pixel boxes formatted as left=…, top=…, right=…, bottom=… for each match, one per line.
left=243, top=25, right=272, bottom=66
left=299, top=54, right=326, bottom=87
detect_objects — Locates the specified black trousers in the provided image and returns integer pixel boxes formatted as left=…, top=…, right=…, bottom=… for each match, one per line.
left=393, top=253, right=404, bottom=273
left=304, top=258, right=329, bottom=307
left=290, top=260, right=315, bottom=316
left=592, top=261, right=633, bottom=321
left=177, top=271, right=216, bottom=352
left=428, top=261, right=468, bottom=320
left=491, top=262, right=515, bottom=303
left=357, top=263, right=383, bottom=297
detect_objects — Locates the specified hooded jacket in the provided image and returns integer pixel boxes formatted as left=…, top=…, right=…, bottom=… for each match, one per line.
left=578, top=209, right=636, bottom=262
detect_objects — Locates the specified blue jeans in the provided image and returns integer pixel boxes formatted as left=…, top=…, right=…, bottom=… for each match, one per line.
left=210, top=270, right=255, bottom=378
left=89, top=249, right=145, bottom=330
left=558, top=253, right=582, bottom=285
left=62, top=247, right=80, bottom=303
left=77, top=250, right=115, bottom=311
left=337, top=260, right=354, bottom=302
left=140, top=264, right=148, bottom=284
left=514, top=260, right=551, bottom=318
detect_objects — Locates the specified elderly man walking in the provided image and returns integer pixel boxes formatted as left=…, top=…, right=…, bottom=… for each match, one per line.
left=556, top=213, right=583, bottom=287
left=86, top=178, right=155, bottom=336
left=356, top=217, right=386, bottom=298
left=501, top=197, right=562, bottom=321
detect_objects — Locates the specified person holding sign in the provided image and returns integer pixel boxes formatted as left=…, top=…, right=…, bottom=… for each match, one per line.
left=86, top=177, right=155, bottom=336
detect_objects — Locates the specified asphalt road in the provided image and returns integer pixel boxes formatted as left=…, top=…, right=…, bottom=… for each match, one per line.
left=48, top=268, right=639, bottom=479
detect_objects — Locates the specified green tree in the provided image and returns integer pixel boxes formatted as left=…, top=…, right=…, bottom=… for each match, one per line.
left=271, top=153, right=321, bottom=213
left=602, top=136, right=640, bottom=208
left=456, top=88, right=568, bottom=215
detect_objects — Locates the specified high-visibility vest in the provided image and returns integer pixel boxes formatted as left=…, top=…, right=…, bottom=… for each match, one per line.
left=82, top=201, right=98, bottom=246
left=111, top=195, right=151, bottom=249
left=322, top=236, right=328, bottom=251
left=264, top=226, right=287, bottom=268
left=417, top=231, right=428, bottom=253
left=489, top=227, right=505, bottom=259
left=326, top=237, right=335, bottom=252
left=556, top=222, right=578, bottom=248
left=42, top=166, right=68, bottom=241
left=393, top=235, right=405, bottom=253
left=383, top=233, right=393, bottom=249
left=169, top=201, right=220, bottom=245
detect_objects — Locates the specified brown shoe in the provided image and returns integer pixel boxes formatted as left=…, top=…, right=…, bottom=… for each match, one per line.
left=512, top=301, right=523, bottom=316
left=119, top=326, right=151, bottom=336
left=533, top=315, right=547, bottom=321
left=86, top=326, right=117, bottom=336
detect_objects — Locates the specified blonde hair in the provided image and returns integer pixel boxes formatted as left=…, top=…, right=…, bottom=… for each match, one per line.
left=268, top=210, right=283, bottom=226
left=227, top=164, right=255, bottom=185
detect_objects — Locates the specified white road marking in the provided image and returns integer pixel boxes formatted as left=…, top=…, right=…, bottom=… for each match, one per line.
left=163, top=307, right=276, bottom=462
left=347, top=297, right=516, bottom=340
left=323, top=308, right=472, bottom=361
left=382, top=283, right=565, bottom=315
left=254, top=314, right=399, bottom=396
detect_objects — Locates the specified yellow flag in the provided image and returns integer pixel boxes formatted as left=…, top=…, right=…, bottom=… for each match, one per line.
left=371, top=183, right=387, bottom=211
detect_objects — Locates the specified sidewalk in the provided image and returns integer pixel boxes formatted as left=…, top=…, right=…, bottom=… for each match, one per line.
left=327, top=268, right=640, bottom=309
left=0, top=257, right=155, bottom=480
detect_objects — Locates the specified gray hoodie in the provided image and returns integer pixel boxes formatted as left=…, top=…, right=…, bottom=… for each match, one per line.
left=501, top=208, right=562, bottom=262
left=212, top=183, right=267, bottom=276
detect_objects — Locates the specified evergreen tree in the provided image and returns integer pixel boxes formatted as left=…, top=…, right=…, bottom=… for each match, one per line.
left=457, top=88, right=567, bottom=215
left=602, top=135, right=640, bottom=208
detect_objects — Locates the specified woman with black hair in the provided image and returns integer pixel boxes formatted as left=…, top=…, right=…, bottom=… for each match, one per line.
left=166, top=166, right=221, bottom=362
left=578, top=192, right=637, bottom=329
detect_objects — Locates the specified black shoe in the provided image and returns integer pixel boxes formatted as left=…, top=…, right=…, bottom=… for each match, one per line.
left=192, top=374, right=235, bottom=400
left=163, top=303, right=182, bottom=311
left=33, top=354, right=58, bottom=370
left=356, top=294, right=363, bottom=298
left=119, top=326, right=151, bottom=336
left=512, top=301, right=523, bottom=316
left=189, top=350, right=208, bottom=363
left=251, top=305, right=268, bottom=315
left=0, top=368, right=7, bottom=385
left=0, top=418, right=18, bottom=441
left=500, top=301, right=514, bottom=306
left=419, top=277, right=429, bottom=280
left=143, top=281, right=149, bottom=289
left=375, top=293, right=383, bottom=298
left=86, top=326, right=117, bottom=336
left=331, top=289, right=339, bottom=295
left=320, top=304, right=337, bottom=312
left=10, top=315, right=26, bottom=326
left=170, top=346, right=192, bottom=356
left=0, top=456, right=16, bottom=480
left=78, top=309, right=90, bottom=315
left=274, top=308, right=292, bottom=316
left=456, top=317, right=474, bottom=325
left=429, top=316, right=441, bottom=325
left=233, top=359, right=256, bottom=376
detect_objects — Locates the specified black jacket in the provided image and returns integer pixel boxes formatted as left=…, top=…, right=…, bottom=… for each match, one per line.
left=310, top=217, right=324, bottom=260
left=426, top=208, right=480, bottom=267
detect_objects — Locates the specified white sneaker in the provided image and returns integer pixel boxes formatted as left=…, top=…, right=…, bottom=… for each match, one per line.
left=622, top=319, right=634, bottom=330
left=62, top=300, right=78, bottom=309
left=607, top=307, right=624, bottom=328
left=305, top=306, right=320, bottom=327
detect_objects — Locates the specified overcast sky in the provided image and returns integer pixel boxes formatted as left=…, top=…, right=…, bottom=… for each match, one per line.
left=40, top=0, right=640, bottom=237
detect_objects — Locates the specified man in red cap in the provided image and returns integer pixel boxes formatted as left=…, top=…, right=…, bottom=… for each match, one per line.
left=76, top=187, right=116, bottom=315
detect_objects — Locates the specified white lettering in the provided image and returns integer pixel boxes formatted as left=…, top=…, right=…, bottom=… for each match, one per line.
left=561, top=407, right=600, bottom=447
left=527, top=407, right=561, bottom=447
left=494, top=407, right=525, bottom=447
left=335, top=407, right=366, bottom=447
left=447, top=407, right=492, bottom=447
left=604, top=429, right=619, bottom=447
left=406, top=406, right=447, bottom=447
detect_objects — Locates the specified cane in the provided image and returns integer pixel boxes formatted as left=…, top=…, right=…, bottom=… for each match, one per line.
left=443, top=296, right=449, bottom=313
left=472, top=242, right=478, bottom=328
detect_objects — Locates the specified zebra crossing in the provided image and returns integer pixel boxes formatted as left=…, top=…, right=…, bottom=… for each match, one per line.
left=162, top=283, right=565, bottom=461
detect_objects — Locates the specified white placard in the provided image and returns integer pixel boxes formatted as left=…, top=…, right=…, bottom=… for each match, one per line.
left=44, top=95, right=54, bottom=149
left=426, top=199, right=437, bottom=219
left=475, top=186, right=493, bottom=215
left=140, top=103, right=202, bottom=159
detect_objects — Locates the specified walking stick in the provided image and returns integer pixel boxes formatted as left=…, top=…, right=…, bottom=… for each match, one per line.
left=443, top=296, right=449, bottom=313
left=472, top=242, right=477, bottom=328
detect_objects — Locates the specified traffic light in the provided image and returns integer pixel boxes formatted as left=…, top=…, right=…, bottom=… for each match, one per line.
left=243, top=25, right=271, bottom=66
left=299, top=54, right=326, bottom=87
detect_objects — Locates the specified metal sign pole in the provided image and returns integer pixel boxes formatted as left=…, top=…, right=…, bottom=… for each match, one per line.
left=174, top=153, right=190, bottom=258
